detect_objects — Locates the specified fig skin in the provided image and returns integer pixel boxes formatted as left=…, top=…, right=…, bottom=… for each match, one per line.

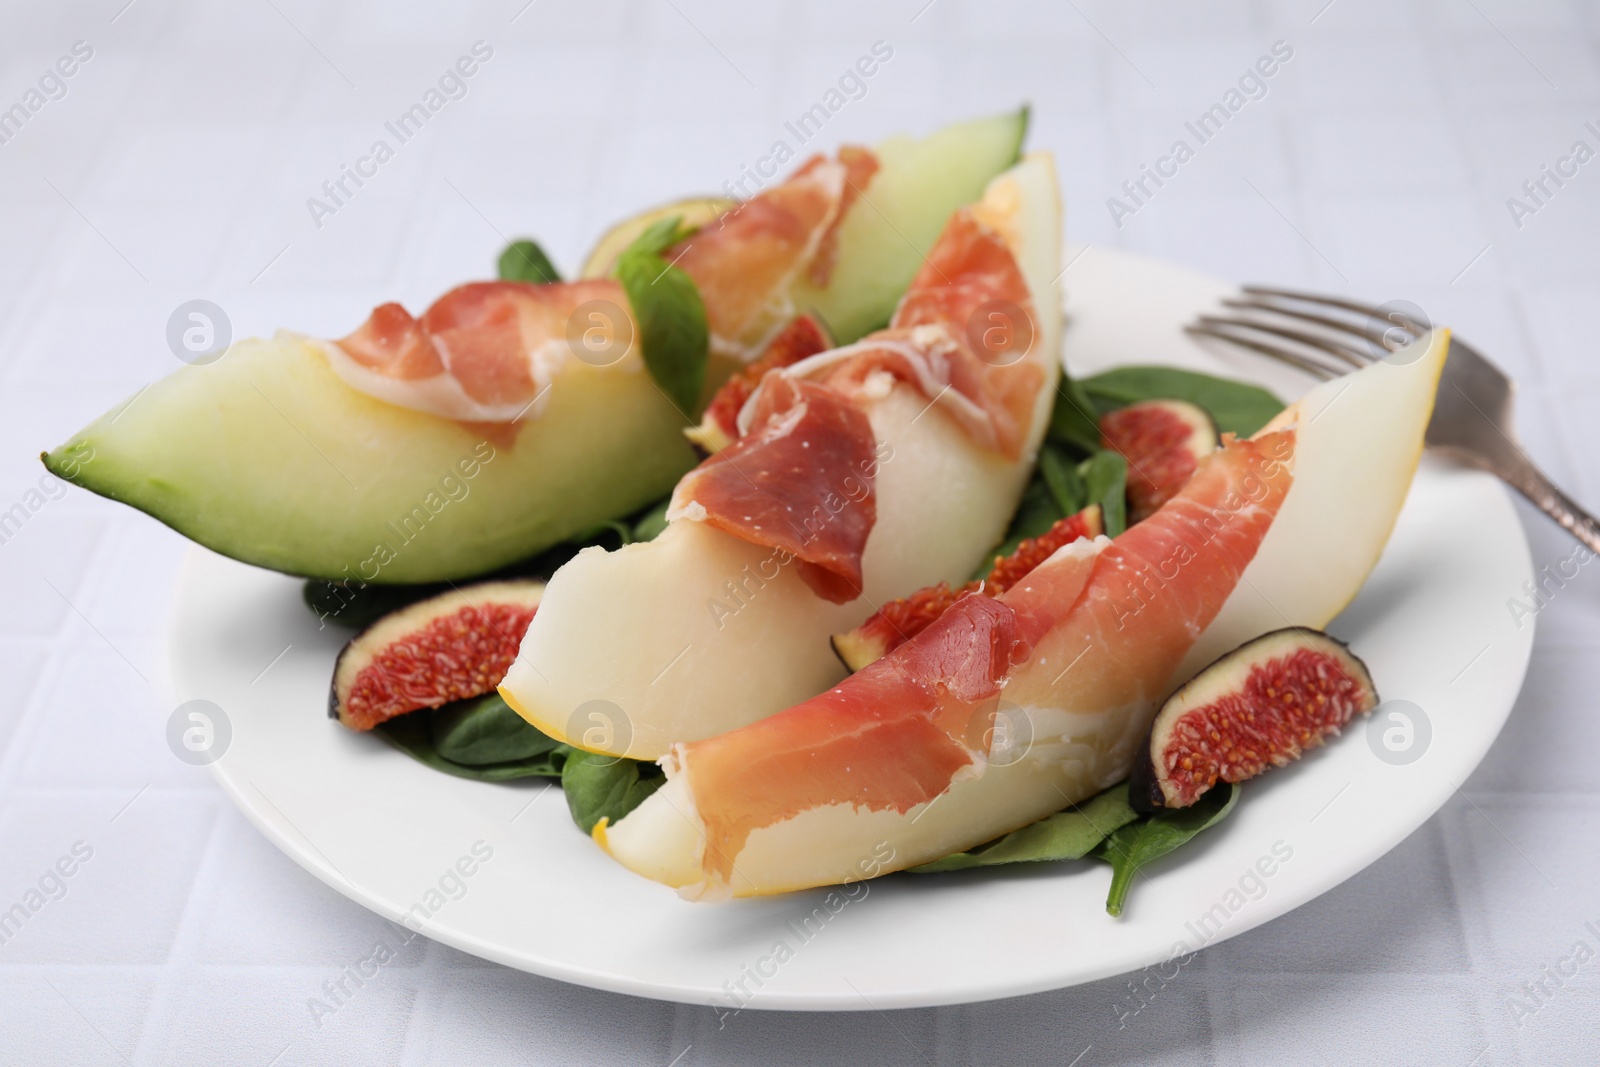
left=1131, top=627, right=1378, bottom=812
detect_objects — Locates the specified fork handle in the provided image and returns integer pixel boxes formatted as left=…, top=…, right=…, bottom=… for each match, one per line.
left=1489, top=450, right=1600, bottom=556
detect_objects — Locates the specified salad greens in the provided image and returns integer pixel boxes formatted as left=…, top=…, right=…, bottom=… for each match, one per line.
left=560, top=750, right=666, bottom=834
left=911, top=779, right=1240, bottom=917
left=497, top=238, right=562, bottom=284
left=1079, top=365, right=1284, bottom=437
left=615, top=217, right=711, bottom=417
left=910, top=783, right=1140, bottom=873
left=376, top=704, right=569, bottom=783
left=1094, top=781, right=1239, bottom=917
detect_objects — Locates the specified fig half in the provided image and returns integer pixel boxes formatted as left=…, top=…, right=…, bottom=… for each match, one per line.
left=331, top=579, right=544, bottom=731
left=1131, top=627, right=1378, bottom=811
left=1099, top=398, right=1218, bottom=523
left=831, top=503, right=1103, bottom=672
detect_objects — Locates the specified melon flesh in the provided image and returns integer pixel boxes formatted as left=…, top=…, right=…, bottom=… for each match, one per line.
left=602, top=329, right=1449, bottom=897
left=500, top=153, right=1064, bottom=760
left=41, top=112, right=1028, bottom=585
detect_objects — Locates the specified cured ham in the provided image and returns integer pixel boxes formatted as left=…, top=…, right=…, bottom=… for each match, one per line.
left=321, top=147, right=879, bottom=425
left=673, top=147, right=878, bottom=357
left=687, top=315, right=831, bottom=452
left=670, top=376, right=878, bottom=603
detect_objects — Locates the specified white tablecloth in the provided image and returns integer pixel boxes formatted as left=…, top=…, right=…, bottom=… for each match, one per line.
left=2, top=1, right=1597, bottom=1063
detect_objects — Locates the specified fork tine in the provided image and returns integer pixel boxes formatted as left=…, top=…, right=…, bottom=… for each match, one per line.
left=1241, top=285, right=1430, bottom=338
left=1184, top=323, right=1340, bottom=380
left=1195, top=314, right=1370, bottom=370
left=1221, top=297, right=1386, bottom=361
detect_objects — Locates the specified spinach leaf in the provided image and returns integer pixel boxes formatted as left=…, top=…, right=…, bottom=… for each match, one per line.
left=375, top=708, right=570, bottom=782
left=1080, top=366, right=1284, bottom=437
left=909, top=783, right=1139, bottom=873
left=1047, top=375, right=1103, bottom=456
left=1093, top=781, right=1239, bottom=917
left=1037, top=444, right=1086, bottom=518
left=430, top=692, right=563, bottom=766
left=615, top=217, right=710, bottom=418
left=1078, top=450, right=1128, bottom=537
left=561, top=750, right=666, bottom=833
left=497, top=238, right=562, bottom=284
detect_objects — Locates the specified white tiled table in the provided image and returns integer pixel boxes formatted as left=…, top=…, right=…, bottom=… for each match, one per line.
left=2, top=2, right=1598, bottom=1063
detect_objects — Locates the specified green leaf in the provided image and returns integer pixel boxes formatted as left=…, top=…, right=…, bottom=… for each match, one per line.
left=1037, top=444, right=1086, bottom=518
left=375, top=708, right=570, bottom=782
left=616, top=221, right=710, bottom=418
left=1093, top=781, right=1239, bottom=917
left=624, top=215, right=694, bottom=259
left=497, top=238, right=562, bottom=284
left=1079, top=450, right=1128, bottom=537
left=429, top=692, right=563, bottom=766
left=631, top=497, right=672, bottom=543
left=561, top=750, right=666, bottom=833
left=909, top=783, right=1140, bottom=872
left=1047, top=375, right=1103, bottom=456
left=1080, top=366, right=1284, bottom=437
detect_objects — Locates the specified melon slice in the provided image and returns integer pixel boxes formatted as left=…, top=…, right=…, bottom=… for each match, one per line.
left=42, top=111, right=1027, bottom=584
left=500, top=153, right=1064, bottom=760
left=600, top=330, right=1447, bottom=897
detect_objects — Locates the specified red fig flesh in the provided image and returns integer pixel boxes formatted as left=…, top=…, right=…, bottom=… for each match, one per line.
left=331, top=579, right=544, bottom=731
left=831, top=504, right=1103, bottom=672
left=1132, top=627, right=1379, bottom=811
left=1100, top=398, right=1218, bottom=523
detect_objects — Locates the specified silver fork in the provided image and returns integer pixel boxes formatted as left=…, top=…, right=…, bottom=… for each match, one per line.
left=1187, top=286, right=1600, bottom=554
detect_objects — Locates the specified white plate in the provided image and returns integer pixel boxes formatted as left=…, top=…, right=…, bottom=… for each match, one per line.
left=170, top=246, right=1535, bottom=1011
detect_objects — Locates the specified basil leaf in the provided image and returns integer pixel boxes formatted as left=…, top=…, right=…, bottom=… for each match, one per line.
left=497, top=238, right=561, bottom=284
left=1047, top=376, right=1103, bottom=455
left=375, top=710, right=570, bottom=782
left=430, top=692, right=563, bottom=766
left=625, top=215, right=693, bottom=259
left=616, top=223, right=710, bottom=418
left=1093, top=781, right=1239, bottom=917
left=1037, top=444, right=1086, bottom=518
left=909, top=783, right=1139, bottom=873
left=1080, top=366, right=1284, bottom=437
left=1079, top=450, right=1128, bottom=537
left=561, top=750, right=665, bottom=833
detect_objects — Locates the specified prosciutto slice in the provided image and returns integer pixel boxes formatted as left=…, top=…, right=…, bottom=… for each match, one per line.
left=326, top=146, right=880, bottom=423
left=670, top=376, right=877, bottom=603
